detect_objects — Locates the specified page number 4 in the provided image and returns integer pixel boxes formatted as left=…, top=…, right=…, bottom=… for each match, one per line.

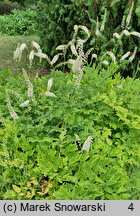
left=128, top=203, right=134, bottom=211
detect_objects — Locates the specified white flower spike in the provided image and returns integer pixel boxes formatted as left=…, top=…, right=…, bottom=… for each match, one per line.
left=22, top=69, right=33, bottom=98
left=56, top=45, right=67, bottom=51
left=19, top=100, right=30, bottom=108
left=45, top=78, right=56, bottom=97
left=69, top=41, right=78, bottom=56
left=47, top=78, right=53, bottom=92
left=128, top=47, right=137, bottom=62
left=72, top=55, right=83, bottom=73
left=13, top=43, right=20, bottom=62
left=82, top=136, right=93, bottom=152
left=122, top=29, right=130, bottom=36
left=95, top=17, right=100, bottom=36
left=126, top=2, right=134, bottom=28
left=91, top=54, right=98, bottom=59
left=6, top=97, right=19, bottom=120
left=100, top=9, right=107, bottom=32
left=102, top=60, right=109, bottom=66
left=120, top=52, right=131, bottom=61
left=51, top=54, right=61, bottom=65
left=29, top=50, right=35, bottom=66
left=107, top=51, right=116, bottom=62
left=130, top=31, right=140, bottom=38
left=13, top=43, right=27, bottom=62
left=45, top=92, right=56, bottom=97
left=113, top=33, right=121, bottom=40
left=32, top=41, right=42, bottom=53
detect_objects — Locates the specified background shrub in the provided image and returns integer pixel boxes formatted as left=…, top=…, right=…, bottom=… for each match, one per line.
left=36, top=0, right=90, bottom=57
left=0, top=9, right=37, bottom=35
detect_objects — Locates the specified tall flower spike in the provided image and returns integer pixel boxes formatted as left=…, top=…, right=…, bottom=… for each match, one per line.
left=130, top=31, right=140, bottom=39
left=79, top=25, right=90, bottom=38
left=102, top=60, right=109, bottom=66
left=126, top=2, right=134, bottom=28
left=72, top=55, right=83, bottom=73
left=35, top=52, right=51, bottom=65
left=45, top=92, right=56, bottom=97
left=100, top=9, right=107, bottom=32
left=47, top=78, right=53, bottom=92
left=22, top=68, right=33, bottom=98
left=78, top=25, right=90, bottom=42
left=128, top=47, right=137, bottom=62
left=7, top=89, right=23, bottom=103
left=29, top=50, right=35, bottom=67
left=107, top=51, right=116, bottom=62
left=56, top=44, right=67, bottom=51
left=91, top=54, right=98, bottom=61
left=51, top=54, right=62, bottom=65
left=75, top=71, right=83, bottom=87
left=121, top=15, right=126, bottom=29
left=19, top=100, right=30, bottom=108
left=45, top=78, right=56, bottom=97
left=82, top=136, right=93, bottom=152
left=18, top=43, right=27, bottom=62
left=32, top=41, right=42, bottom=53
left=122, top=29, right=130, bottom=36
left=113, top=32, right=121, bottom=40
left=6, top=93, right=19, bottom=120
left=13, top=43, right=20, bottom=62
left=120, top=51, right=131, bottom=61
left=73, top=25, right=79, bottom=37
left=95, top=17, right=100, bottom=36
left=69, top=41, right=78, bottom=56
left=13, top=43, right=27, bottom=62
left=85, top=48, right=94, bottom=59
left=76, top=39, right=84, bottom=57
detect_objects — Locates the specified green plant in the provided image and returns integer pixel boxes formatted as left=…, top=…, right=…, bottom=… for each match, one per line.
left=0, top=64, right=140, bottom=199
left=0, top=9, right=37, bottom=35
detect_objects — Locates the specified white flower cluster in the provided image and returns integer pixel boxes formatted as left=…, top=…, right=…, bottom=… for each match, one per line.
left=29, top=41, right=51, bottom=67
left=101, top=45, right=137, bottom=65
left=54, top=25, right=91, bottom=87
left=75, top=134, right=93, bottom=152
left=13, top=43, right=27, bottom=62
left=5, top=93, right=19, bottom=120
left=82, top=136, right=93, bottom=152
left=45, top=78, right=56, bottom=97
left=95, top=10, right=107, bottom=36
left=22, top=68, right=33, bottom=98
left=12, top=2, right=138, bottom=87
left=6, top=89, right=23, bottom=103
left=5, top=69, right=35, bottom=119
left=19, top=100, right=30, bottom=108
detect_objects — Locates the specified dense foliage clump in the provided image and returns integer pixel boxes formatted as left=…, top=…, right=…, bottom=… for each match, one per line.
left=0, top=66, right=140, bottom=199
left=0, top=9, right=37, bottom=35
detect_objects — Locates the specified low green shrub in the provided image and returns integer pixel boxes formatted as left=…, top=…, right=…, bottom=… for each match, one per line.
left=0, top=65, right=140, bottom=199
left=0, top=9, right=37, bottom=35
